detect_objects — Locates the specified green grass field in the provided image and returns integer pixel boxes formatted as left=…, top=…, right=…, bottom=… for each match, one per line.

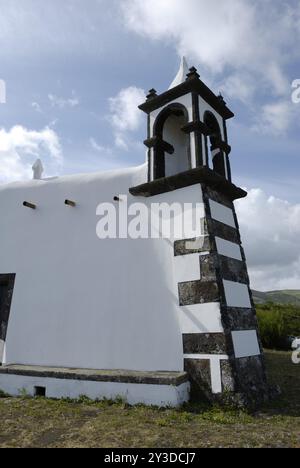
left=0, top=350, right=299, bottom=448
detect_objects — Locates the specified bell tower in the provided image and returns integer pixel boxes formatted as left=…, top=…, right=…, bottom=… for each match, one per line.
left=130, top=59, right=270, bottom=407
left=140, top=57, right=234, bottom=185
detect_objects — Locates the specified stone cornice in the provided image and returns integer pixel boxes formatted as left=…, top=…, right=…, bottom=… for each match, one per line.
left=144, top=136, right=174, bottom=154
left=129, top=167, right=247, bottom=201
left=139, top=77, right=234, bottom=120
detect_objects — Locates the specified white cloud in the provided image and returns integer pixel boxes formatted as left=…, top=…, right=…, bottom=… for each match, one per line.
left=114, top=133, right=130, bottom=151
left=252, top=101, right=297, bottom=136
left=109, top=86, right=145, bottom=132
left=236, top=188, right=300, bottom=291
left=31, top=102, right=43, bottom=113
left=89, top=137, right=113, bottom=155
left=108, top=86, right=145, bottom=150
left=89, top=85, right=145, bottom=158
left=121, top=0, right=300, bottom=134
left=0, top=125, right=63, bottom=183
left=121, top=0, right=298, bottom=93
left=90, top=137, right=105, bottom=153
left=0, top=79, right=6, bottom=104
left=48, top=93, right=79, bottom=109
left=123, top=0, right=253, bottom=70
left=219, top=72, right=256, bottom=105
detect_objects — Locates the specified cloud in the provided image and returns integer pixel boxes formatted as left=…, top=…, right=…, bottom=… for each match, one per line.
left=121, top=0, right=298, bottom=93
left=89, top=85, right=145, bottom=164
left=252, top=101, right=297, bottom=136
left=121, top=0, right=300, bottom=134
left=31, top=102, right=43, bottom=113
left=108, top=86, right=145, bottom=150
left=48, top=92, right=79, bottom=109
left=236, top=188, right=300, bottom=291
left=0, top=79, right=6, bottom=104
left=219, top=72, right=256, bottom=105
left=109, top=86, right=145, bottom=132
left=0, top=125, right=63, bottom=183
left=89, top=137, right=113, bottom=155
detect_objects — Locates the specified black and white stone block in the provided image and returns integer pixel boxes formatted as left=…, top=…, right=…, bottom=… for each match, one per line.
left=173, top=184, right=269, bottom=405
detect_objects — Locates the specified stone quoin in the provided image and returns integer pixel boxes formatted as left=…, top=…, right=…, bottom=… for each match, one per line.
left=0, top=59, right=271, bottom=407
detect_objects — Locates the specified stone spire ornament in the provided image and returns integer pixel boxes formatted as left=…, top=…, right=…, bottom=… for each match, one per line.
left=168, top=56, right=189, bottom=90
left=217, top=93, right=227, bottom=107
left=32, top=159, right=44, bottom=180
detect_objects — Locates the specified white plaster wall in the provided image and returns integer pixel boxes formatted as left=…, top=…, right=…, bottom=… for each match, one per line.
left=178, top=303, right=223, bottom=335
left=198, top=96, right=226, bottom=171
left=232, top=331, right=260, bottom=359
left=149, top=94, right=194, bottom=182
left=149, top=148, right=154, bottom=181
left=184, top=355, right=228, bottom=394
left=189, top=132, right=197, bottom=169
left=173, top=254, right=201, bottom=284
left=149, top=94, right=193, bottom=138
left=163, top=114, right=190, bottom=177
left=198, top=96, right=225, bottom=140
left=148, top=93, right=226, bottom=175
left=0, top=374, right=190, bottom=407
left=209, top=200, right=236, bottom=228
left=0, top=166, right=205, bottom=373
left=223, top=281, right=252, bottom=309
left=149, top=94, right=223, bottom=141
left=0, top=339, right=4, bottom=362
left=216, top=238, right=242, bottom=261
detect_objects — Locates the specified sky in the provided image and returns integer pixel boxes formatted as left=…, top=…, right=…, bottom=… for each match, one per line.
left=0, top=0, right=300, bottom=291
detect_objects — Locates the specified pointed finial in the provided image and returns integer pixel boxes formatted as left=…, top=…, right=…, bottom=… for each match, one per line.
left=186, top=66, right=200, bottom=80
left=146, top=88, right=158, bottom=101
left=169, top=56, right=189, bottom=90
left=32, top=159, right=44, bottom=180
left=218, top=93, right=227, bottom=106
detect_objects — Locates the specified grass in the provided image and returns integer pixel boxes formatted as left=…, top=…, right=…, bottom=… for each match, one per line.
left=0, top=350, right=299, bottom=448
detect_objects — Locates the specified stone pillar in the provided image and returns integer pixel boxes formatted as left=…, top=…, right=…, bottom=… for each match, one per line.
left=173, top=184, right=270, bottom=407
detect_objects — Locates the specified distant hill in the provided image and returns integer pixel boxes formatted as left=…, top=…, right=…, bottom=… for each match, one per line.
left=253, top=290, right=300, bottom=306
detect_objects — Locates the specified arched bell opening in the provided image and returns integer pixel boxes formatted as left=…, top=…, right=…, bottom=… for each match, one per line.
left=204, top=111, right=226, bottom=178
left=153, top=104, right=190, bottom=179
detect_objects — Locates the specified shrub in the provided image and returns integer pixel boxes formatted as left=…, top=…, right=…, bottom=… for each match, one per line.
left=256, top=303, right=300, bottom=350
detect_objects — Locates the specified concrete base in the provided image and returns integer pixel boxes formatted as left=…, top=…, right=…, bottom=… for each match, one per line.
left=0, top=365, right=190, bottom=407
